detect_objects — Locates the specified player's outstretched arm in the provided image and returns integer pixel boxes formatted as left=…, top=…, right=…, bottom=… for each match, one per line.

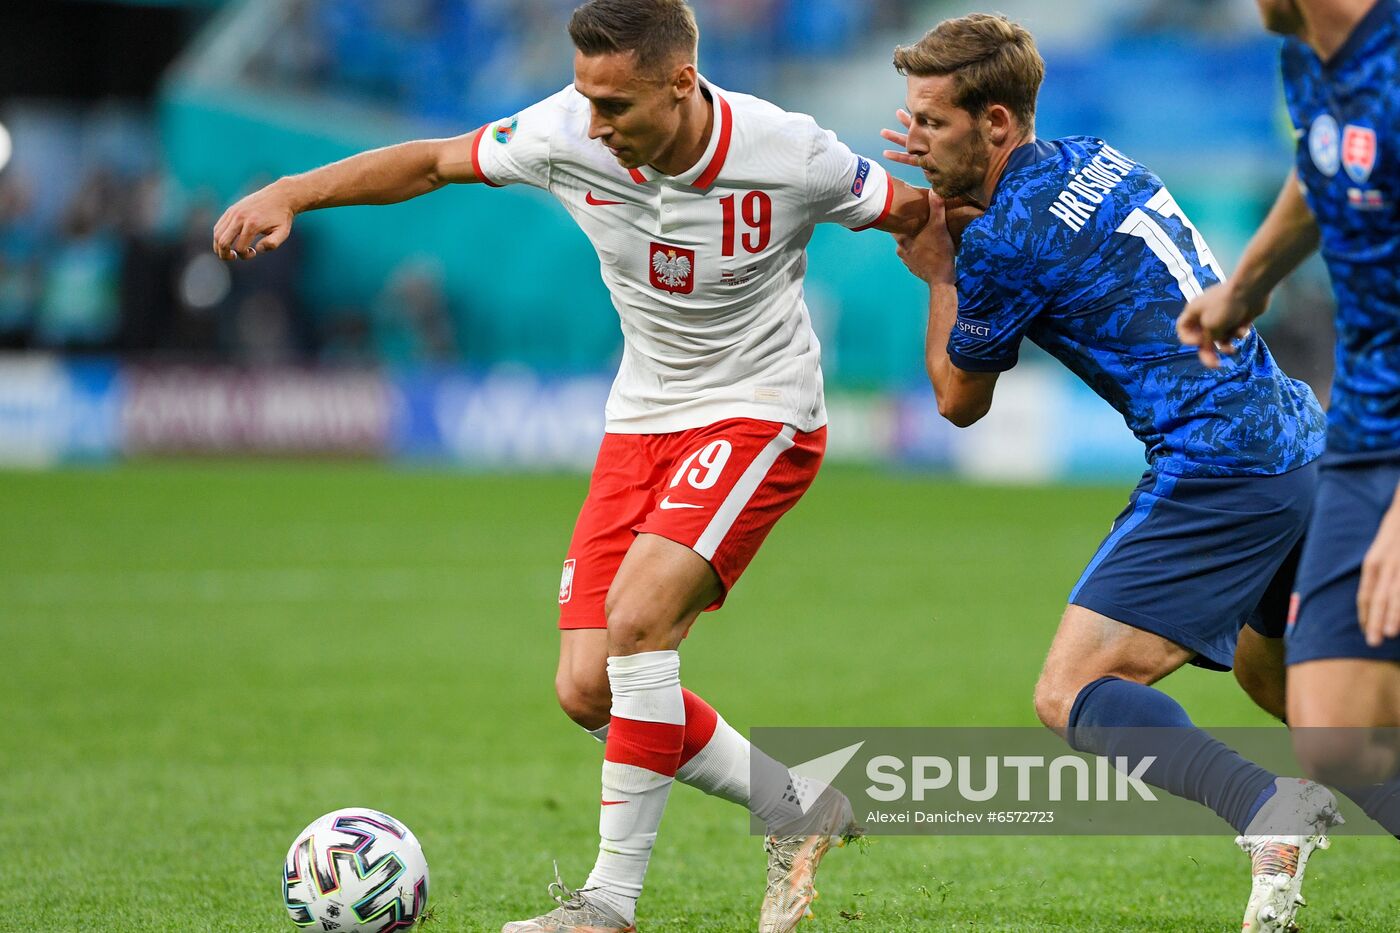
left=877, top=177, right=932, bottom=236
left=212, top=129, right=488, bottom=261
left=1177, top=170, right=1319, bottom=367
left=895, top=191, right=998, bottom=427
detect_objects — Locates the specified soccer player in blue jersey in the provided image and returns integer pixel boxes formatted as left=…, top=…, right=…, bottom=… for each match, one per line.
left=882, top=15, right=1342, bottom=930
left=1179, top=0, right=1400, bottom=848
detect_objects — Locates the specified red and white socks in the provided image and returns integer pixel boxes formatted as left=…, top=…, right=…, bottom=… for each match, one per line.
left=584, top=651, right=685, bottom=923
left=675, top=687, right=749, bottom=805
left=586, top=687, right=806, bottom=834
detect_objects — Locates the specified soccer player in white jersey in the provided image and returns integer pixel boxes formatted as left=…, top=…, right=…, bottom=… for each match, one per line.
left=213, top=2, right=928, bottom=930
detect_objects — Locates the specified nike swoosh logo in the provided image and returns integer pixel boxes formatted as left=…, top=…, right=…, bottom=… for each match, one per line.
left=601, top=799, right=628, bottom=806
left=585, top=191, right=625, bottom=206
left=659, top=497, right=704, bottom=510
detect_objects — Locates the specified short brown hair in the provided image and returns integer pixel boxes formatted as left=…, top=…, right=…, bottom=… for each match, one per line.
left=568, top=0, right=700, bottom=74
left=893, top=14, right=1044, bottom=128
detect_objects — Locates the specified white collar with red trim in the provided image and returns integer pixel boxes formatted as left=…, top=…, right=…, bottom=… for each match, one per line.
left=627, top=79, right=733, bottom=190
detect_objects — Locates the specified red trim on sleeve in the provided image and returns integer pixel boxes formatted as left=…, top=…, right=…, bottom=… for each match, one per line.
left=852, top=174, right=895, bottom=231
left=471, top=125, right=503, bottom=188
left=692, top=95, right=733, bottom=190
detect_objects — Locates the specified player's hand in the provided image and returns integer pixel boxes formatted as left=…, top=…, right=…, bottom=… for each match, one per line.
left=1358, top=490, right=1400, bottom=647
left=212, top=183, right=296, bottom=261
left=1177, top=282, right=1263, bottom=369
left=881, top=109, right=920, bottom=169
left=895, top=190, right=956, bottom=285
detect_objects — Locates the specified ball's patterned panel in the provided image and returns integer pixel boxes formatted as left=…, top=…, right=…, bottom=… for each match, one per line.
left=283, top=808, right=429, bottom=932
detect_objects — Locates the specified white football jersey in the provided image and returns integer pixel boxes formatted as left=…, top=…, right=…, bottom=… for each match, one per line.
left=472, top=80, right=893, bottom=434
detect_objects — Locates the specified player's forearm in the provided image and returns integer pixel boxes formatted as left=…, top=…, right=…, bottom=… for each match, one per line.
left=923, top=282, right=995, bottom=427
left=924, top=282, right=970, bottom=423
left=1229, top=170, right=1320, bottom=307
left=273, top=140, right=454, bottom=215
left=924, top=280, right=958, bottom=381
left=878, top=179, right=932, bottom=236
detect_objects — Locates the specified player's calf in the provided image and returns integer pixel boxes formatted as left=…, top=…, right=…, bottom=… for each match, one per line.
left=1234, top=628, right=1287, bottom=722
left=557, top=630, right=613, bottom=730
left=556, top=669, right=611, bottom=730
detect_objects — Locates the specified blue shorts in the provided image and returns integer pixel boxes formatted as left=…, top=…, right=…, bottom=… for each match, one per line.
left=1287, top=454, right=1400, bottom=665
left=1070, top=462, right=1318, bottom=671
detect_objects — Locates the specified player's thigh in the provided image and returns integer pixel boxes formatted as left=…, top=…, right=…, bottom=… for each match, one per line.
left=1288, top=658, right=1400, bottom=784
left=1041, top=603, right=1197, bottom=682
left=1288, top=658, right=1400, bottom=727
left=605, top=532, right=722, bottom=653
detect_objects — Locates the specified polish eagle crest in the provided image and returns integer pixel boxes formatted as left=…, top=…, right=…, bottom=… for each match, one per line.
left=652, top=249, right=692, bottom=289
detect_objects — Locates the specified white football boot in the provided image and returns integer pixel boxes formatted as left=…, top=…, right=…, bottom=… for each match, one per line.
left=502, top=865, right=636, bottom=933
left=1236, top=778, right=1344, bottom=932
left=759, top=781, right=860, bottom=933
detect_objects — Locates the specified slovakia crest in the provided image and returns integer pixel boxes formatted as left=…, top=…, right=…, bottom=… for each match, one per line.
left=649, top=243, right=695, bottom=294
left=494, top=117, right=518, bottom=145
left=1308, top=114, right=1340, bottom=177
left=1342, top=123, right=1377, bottom=184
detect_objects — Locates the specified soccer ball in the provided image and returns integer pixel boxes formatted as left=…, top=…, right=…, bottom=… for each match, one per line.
left=283, top=808, right=429, bottom=932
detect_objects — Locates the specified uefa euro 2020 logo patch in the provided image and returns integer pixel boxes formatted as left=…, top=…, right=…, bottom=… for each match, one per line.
left=1308, top=113, right=1340, bottom=178
left=494, top=117, right=518, bottom=145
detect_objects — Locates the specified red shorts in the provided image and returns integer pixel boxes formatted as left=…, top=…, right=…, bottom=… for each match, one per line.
left=557, top=418, right=826, bottom=629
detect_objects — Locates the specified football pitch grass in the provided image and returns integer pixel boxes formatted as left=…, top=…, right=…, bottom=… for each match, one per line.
left=2, top=464, right=1396, bottom=932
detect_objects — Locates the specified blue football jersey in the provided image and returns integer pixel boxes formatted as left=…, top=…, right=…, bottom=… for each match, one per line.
left=951, top=136, right=1325, bottom=478
left=1282, top=0, right=1400, bottom=459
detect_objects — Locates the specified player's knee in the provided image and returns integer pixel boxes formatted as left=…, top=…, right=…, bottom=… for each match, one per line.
left=1033, top=676, right=1073, bottom=734
left=603, top=599, right=672, bottom=655
left=554, top=669, right=611, bottom=729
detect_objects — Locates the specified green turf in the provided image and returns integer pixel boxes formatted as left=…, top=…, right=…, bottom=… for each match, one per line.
left=1, top=465, right=1394, bottom=931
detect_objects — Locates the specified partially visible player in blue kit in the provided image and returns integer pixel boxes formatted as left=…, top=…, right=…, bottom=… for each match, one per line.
left=884, top=14, right=1345, bottom=931
left=1179, top=0, right=1400, bottom=861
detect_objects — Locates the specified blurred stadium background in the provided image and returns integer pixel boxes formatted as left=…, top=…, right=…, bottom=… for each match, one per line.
left=0, top=0, right=1337, bottom=479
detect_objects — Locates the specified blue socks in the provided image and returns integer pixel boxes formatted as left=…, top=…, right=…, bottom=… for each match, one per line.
left=1338, top=780, right=1400, bottom=840
left=1067, top=676, right=1278, bottom=834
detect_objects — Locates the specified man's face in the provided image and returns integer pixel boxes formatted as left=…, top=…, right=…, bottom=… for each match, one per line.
left=903, top=74, right=990, bottom=201
left=574, top=50, right=684, bottom=169
left=1254, top=0, right=1306, bottom=34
